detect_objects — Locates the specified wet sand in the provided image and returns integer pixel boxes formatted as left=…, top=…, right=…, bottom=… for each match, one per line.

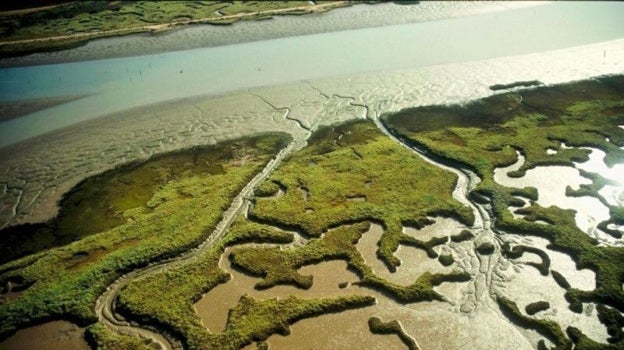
left=502, top=256, right=607, bottom=343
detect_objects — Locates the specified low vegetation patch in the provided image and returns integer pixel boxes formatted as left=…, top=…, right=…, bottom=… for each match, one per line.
left=525, top=301, right=551, bottom=315
left=502, top=244, right=551, bottom=276
left=475, top=242, right=495, bottom=255
left=368, top=316, right=419, bottom=350
left=251, top=120, right=473, bottom=272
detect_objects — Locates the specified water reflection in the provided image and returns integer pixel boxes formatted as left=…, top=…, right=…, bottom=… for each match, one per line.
left=493, top=149, right=621, bottom=243
left=576, top=147, right=624, bottom=186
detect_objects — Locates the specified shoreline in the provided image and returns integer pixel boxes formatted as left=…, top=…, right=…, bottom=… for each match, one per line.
left=3, top=1, right=621, bottom=149
left=0, top=1, right=354, bottom=61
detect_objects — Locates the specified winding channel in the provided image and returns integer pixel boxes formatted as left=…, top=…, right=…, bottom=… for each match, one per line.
left=94, top=136, right=307, bottom=350
left=94, top=109, right=503, bottom=348
left=375, top=117, right=504, bottom=314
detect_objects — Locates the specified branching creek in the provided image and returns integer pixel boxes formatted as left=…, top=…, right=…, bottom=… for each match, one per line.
left=94, top=100, right=309, bottom=350
left=94, top=97, right=514, bottom=349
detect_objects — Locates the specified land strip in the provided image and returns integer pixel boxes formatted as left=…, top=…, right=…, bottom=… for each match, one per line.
left=0, top=1, right=353, bottom=57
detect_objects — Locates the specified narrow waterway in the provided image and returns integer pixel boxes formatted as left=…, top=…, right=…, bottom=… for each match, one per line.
left=94, top=135, right=308, bottom=350
left=374, top=117, right=505, bottom=315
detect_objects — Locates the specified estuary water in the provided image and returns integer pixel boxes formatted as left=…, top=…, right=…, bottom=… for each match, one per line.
left=1, top=1, right=624, bottom=147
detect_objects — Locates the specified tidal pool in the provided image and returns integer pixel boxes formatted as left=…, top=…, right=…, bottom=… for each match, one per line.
left=0, top=321, right=90, bottom=350
left=194, top=215, right=547, bottom=349
left=493, top=151, right=613, bottom=240
left=195, top=250, right=365, bottom=333
left=579, top=147, right=624, bottom=213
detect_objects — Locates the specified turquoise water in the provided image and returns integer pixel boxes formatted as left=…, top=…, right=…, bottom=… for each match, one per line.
left=0, top=1, right=623, bottom=147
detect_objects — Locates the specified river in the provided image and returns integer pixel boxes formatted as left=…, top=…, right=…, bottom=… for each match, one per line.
left=1, top=1, right=624, bottom=147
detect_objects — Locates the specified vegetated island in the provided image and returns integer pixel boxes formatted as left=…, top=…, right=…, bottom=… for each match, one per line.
left=0, top=75, right=623, bottom=349
left=0, top=1, right=398, bottom=58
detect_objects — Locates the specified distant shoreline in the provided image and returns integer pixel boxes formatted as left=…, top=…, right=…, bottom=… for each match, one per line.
left=0, top=1, right=353, bottom=60
left=0, top=2, right=546, bottom=68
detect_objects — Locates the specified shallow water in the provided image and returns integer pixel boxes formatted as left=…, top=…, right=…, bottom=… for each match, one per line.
left=2, top=1, right=624, bottom=147
left=194, top=250, right=363, bottom=333
left=196, top=236, right=539, bottom=349
left=498, top=235, right=607, bottom=343
left=493, top=151, right=613, bottom=239
left=578, top=147, right=624, bottom=211
left=0, top=321, right=90, bottom=350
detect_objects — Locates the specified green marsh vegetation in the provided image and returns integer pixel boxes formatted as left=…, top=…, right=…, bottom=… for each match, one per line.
left=0, top=133, right=289, bottom=340
left=385, top=75, right=624, bottom=347
left=112, top=217, right=301, bottom=349
left=0, top=134, right=265, bottom=264
left=114, top=119, right=473, bottom=349
left=250, top=120, right=474, bottom=271
left=86, top=323, right=154, bottom=350
left=368, top=316, right=419, bottom=350
left=3, top=75, right=623, bottom=349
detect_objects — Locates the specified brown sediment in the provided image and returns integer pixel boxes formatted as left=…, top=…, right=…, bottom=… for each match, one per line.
left=0, top=320, right=90, bottom=350
left=195, top=251, right=364, bottom=333
left=354, top=223, right=388, bottom=275
left=0, top=95, right=87, bottom=122
left=267, top=305, right=407, bottom=350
